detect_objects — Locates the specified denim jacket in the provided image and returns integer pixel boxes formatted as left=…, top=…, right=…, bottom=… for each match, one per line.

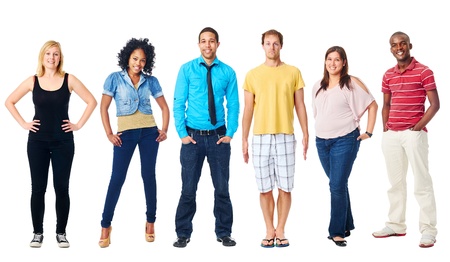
left=103, top=70, right=163, bottom=116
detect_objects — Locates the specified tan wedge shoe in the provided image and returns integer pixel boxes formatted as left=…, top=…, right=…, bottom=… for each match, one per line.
left=145, top=222, right=155, bottom=242
left=99, top=226, right=112, bottom=248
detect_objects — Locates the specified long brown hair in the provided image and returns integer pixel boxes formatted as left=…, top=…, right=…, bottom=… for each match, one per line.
left=315, top=46, right=351, bottom=97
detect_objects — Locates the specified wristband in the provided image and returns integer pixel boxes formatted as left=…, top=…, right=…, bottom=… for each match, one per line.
left=365, top=131, right=373, bottom=138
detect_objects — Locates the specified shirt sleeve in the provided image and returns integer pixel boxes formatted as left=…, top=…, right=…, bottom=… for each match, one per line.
left=349, top=82, right=375, bottom=120
left=102, top=72, right=117, bottom=97
left=225, top=69, right=239, bottom=138
left=173, top=65, right=189, bottom=138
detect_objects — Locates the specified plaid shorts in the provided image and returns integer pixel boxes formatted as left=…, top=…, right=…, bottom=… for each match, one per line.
left=252, top=134, right=296, bottom=193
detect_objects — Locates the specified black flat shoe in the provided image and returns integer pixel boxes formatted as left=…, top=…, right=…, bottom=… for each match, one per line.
left=329, top=237, right=347, bottom=247
left=217, top=236, right=236, bottom=247
left=173, top=237, right=190, bottom=248
left=327, top=231, right=350, bottom=239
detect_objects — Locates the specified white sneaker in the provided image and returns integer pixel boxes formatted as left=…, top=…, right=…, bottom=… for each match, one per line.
left=372, top=227, right=406, bottom=238
left=30, top=233, right=44, bottom=248
left=419, top=234, right=436, bottom=248
left=56, top=233, right=70, bottom=248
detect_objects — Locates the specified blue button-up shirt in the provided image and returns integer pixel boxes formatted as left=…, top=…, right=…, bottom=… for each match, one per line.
left=173, top=56, right=239, bottom=138
left=103, top=70, right=163, bottom=116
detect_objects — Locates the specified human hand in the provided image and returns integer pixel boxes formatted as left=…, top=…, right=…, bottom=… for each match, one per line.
left=217, top=136, right=231, bottom=144
left=156, top=129, right=167, bottom=142
left=302, top=136, right=309, bottom=160
left=181, top=136, right=196, bottom=144
left=22, top=120, right=40, bottom=132
left=242, top=140, right=249, bottom=163
left=62, top=120, right=80, bottom=132
left=107, top=133, right=122, bottom=147
left=357, top=133, right=371, bottom=141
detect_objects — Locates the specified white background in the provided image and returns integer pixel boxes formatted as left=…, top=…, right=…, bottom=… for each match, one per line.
left=0, top=0, right=448, bottom=261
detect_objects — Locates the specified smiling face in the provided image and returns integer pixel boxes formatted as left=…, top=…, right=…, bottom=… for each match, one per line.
left=198, top=31, right=219, bottom=65
left=127, top=48, right=146, bottom=75
left=43, top=46, right=61, bottom=70
left=390, top=33, right=412, bottom=63
left=325, top=51, right=345, bottom=77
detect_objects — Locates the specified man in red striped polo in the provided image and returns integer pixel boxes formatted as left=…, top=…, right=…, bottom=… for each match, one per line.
left=372, top=31, right=440, bottom=248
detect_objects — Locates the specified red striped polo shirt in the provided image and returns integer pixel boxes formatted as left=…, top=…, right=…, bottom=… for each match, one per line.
left=381, top=57, right=437, bottom=132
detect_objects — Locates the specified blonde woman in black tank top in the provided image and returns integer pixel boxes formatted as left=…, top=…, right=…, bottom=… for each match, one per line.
left=5, top=40, right=97, bottom=248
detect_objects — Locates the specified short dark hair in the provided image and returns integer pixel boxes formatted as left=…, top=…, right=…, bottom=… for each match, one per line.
left=199, top=27, right=219, bottom=43
left=390, top=31, right=410, bottom=43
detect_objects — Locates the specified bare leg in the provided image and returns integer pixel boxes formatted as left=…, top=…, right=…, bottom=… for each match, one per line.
left=260, top=190, right=276, bottom=243
left=100, top=227, right=111, bottom=239
left=275, top=189, right=291, bottom=245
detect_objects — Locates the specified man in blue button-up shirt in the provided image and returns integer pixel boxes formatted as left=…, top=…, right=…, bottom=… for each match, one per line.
left=172, top=27, right=239, bottom=248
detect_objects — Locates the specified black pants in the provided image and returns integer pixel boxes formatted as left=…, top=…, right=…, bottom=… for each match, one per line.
left=27, top=139, right=74, bottom=234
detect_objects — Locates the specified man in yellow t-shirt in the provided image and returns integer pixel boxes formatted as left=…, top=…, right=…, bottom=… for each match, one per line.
left=241, top=29, right=309, bottom=248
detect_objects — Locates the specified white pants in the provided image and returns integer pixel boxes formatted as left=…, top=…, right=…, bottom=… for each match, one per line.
left=381, top=129, right=437, bottom=236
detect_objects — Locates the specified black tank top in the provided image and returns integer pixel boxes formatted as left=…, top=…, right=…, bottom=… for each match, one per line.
left=29, top=73, right=73, bottom=141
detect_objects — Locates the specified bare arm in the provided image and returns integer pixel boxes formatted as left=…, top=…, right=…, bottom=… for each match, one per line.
left=100, top=94, right=122, bottom=147
left=352, top=77, right=378, bottom=140
left=4, top=76, right=40, bottom=132
left=294, top=88, right=309, bottom=160
left=64, top=74, right=97, bottom=132
left=358, top=100, right=378, bottom=140
left=154, top=95, right=170, bottom=142
left=241, top=90, right=255, bottom=163
left=382, top=93, right=391, bottom=132
left=412, top=89, right=440, bottom=131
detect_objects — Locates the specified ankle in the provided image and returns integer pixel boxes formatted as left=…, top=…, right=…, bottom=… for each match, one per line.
left=146, top=222, right=155, bottom=234
left=101, top=227, right=111, bottom=239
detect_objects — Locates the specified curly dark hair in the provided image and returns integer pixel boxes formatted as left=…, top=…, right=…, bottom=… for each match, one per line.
left=117, top=38, right=155, bottom=75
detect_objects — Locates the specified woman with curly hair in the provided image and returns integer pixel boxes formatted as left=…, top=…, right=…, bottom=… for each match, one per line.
left=98, top=38, right=170, bottom=248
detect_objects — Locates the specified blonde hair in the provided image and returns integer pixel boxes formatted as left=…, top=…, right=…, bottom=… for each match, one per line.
left=36, top=40, right=65, bottom=77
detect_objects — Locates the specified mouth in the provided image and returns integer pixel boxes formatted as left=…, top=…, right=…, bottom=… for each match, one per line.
left=396, top=50, right=404, bottom=55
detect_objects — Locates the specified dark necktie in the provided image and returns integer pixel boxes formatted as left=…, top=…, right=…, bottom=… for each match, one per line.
left=202, top=63, right=216, bottom=125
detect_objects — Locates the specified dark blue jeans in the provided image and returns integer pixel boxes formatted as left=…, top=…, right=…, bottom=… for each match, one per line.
left=27, top=139, right=75, bottom=234
left=175, top=126, right=233, bottom=238
left=101, top=127, right=160, bottom=228
left=316, top=128, right=360, bottom=238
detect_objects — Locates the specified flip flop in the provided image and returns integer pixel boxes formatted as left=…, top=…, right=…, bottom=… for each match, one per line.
left=275, top=238, right=289, bottom=247
left=261, top=238, right=274, bottom=248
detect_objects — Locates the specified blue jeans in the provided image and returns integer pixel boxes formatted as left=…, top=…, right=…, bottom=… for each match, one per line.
left=101, top=127, right=160, bottom=228
left=316, top=128, right=360, bottom=238
left=175, top=126, right=233, bottom=238
left=27, top=139, right=75, bottom=234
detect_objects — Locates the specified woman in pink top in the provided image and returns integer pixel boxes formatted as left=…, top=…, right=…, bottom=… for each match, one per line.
left=312, top=46, right=378, bottom=247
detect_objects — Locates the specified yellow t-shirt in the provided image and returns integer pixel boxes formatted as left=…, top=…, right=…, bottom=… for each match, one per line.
left=243, top=63, right=305, bottom=135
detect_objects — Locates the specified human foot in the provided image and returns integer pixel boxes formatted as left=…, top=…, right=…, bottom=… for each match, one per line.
left=99, top=227, right=112, bottom=248
left=261, top=238, right=274, bottom=248
left=146, top=222, right=155, bottom=242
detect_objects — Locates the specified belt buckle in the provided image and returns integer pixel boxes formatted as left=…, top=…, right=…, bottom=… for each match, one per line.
left=199, top=130, right=210, bottom=135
